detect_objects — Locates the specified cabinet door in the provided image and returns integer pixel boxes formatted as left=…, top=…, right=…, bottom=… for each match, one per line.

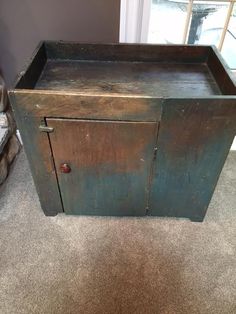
left=47, top=118, right=158, bottom=215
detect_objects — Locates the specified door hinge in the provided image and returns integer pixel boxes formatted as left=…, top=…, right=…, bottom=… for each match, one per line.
left=153, top=147, right=158, bottom=159
left=39, top=123, right=54, bottom=133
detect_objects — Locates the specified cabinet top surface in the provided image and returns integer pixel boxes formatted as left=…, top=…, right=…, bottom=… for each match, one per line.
left=35, top=60, right=221, bottom=97
left=14, top=42, right=236, bottom=97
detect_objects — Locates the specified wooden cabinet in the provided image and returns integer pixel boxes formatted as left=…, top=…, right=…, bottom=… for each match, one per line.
left=9, top=42, right=236, bottom=221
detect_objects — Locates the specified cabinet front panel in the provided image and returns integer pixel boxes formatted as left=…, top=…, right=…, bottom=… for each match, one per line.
left=47, top=118, right=158, bottom=215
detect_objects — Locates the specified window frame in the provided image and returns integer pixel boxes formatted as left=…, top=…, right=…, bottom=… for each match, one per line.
left=120, top=0, right=236, bottom=68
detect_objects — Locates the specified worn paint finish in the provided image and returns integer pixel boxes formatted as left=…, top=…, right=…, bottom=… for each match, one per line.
left=47, top=118, right=158, bottom=215
left=9, top=42, right=236, bottom=219
left=45, top=41, right=210, bottom=63
left=149, top=99, right=236, bottom=221
left=12, top=92, right=163, bottom=122
left=36, top=60, right=221, bottom=97
left=207, top=46, right=236, bottom=95
left=8, top=92, right=63, bottom=216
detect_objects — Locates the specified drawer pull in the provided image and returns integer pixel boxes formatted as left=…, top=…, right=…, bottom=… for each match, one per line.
left=60, top=163, right=71, bottom=173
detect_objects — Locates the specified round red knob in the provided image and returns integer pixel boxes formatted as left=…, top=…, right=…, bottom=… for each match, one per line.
left=60, top=163, right=71, bottom=173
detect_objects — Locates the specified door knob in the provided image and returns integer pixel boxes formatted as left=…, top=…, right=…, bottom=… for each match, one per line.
left=60, top=163, right=71, bottom=173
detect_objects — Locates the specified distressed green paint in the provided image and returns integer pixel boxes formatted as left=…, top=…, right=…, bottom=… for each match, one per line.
left=48, top=118, right=158, bottom=216
left=8, top=42, right=236, bottom=219
left=57, top=167, right=148, bottom=216
left=8, top=92, right=63, bottom=215
left=149, top=99, right=236, bottom=221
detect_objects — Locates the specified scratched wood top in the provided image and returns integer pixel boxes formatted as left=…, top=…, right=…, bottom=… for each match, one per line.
left=35, top=60, right=222, bottom=97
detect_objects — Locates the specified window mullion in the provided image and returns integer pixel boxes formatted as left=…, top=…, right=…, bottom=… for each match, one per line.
left=218, top=1, right=234, bottom=50
left=182, top=0, right=194, bottom=44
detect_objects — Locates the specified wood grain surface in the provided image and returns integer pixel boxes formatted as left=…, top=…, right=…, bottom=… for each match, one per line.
left=9, top=42, right=236, bottom=218
left=47, top=118, right=158, bottom=215
left=8, top=94, right=63, bottom=215
left=45, top=41, right=210, bottom=63
left=150, top=99, right=236, bottom=221
left=36, top=60, right=222, bottom=97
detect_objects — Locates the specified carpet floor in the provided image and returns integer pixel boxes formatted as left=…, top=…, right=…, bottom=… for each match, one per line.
left=0, top=150, right=235, bottom=314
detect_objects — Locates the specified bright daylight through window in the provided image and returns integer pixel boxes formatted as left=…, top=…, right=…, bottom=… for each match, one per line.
left=148, top=0, right=236, bottom=69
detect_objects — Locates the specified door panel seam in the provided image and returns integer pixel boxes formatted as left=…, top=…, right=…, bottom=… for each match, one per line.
left=45, top=117, right=65, bottom=212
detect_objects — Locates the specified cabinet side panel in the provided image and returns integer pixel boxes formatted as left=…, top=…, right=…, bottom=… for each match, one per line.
left=150, top=99, right=236, bottom=221
left=207, top=46, right=236, bottom=95
left=9, top=92, right=63, bottom=215
left=45, top=42, right=210, bottom=63
left=15, top=42, right=47, bottom=89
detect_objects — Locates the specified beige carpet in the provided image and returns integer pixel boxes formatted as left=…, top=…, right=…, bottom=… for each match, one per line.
left=0, top=150, right=236, bottom=314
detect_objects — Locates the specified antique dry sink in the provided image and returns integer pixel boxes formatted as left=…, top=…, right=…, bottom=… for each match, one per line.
left=9, top=41, right=236, bottom=221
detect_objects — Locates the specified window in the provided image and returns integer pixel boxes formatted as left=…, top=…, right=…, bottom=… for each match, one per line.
left=120, top=0, right=236, bottom=70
